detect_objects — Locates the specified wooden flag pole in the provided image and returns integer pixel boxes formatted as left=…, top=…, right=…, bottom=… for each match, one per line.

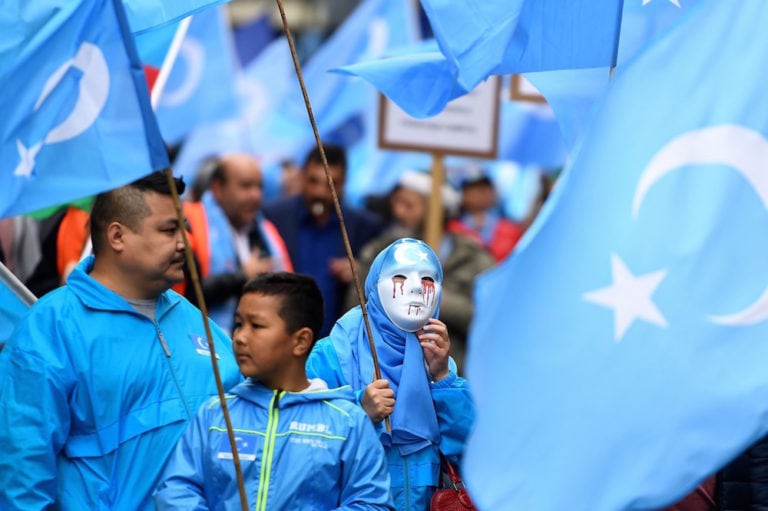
left=275, top=0, right=390, bottom=432
left=163, top=170, right=249, bottom=511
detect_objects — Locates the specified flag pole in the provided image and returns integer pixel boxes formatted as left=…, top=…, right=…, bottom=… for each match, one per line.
left=151, top=15, right=192, bottom=109
left=0, top=261, right=37, bottom=307
left=150, top=19, right=249, bottom=508
left=274, top=0, right=390, bottom=433
left=163, top=170, right=249, bottom=511
left=424, top=152, right=446, bottom=252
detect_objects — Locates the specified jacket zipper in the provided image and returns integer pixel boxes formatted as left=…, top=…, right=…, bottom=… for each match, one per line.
left=154, top=321, right=191, bottom=419
left=256, top=390, right=281, bottom=511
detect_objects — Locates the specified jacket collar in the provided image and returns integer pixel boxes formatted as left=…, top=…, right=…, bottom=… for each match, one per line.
left=229, top=378, right=355, bottom=408
left=68, top=255, right=181, bottom=319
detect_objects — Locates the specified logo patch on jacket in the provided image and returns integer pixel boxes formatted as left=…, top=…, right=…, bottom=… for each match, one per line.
left=217, top=433, right=257, bottom=461
left=189, top=333, right=220, bottom=358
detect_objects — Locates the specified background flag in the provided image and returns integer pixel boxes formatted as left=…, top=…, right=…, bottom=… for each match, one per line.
left=0, top=0, right=169, bottom=219
left=153, top=6, right=240, bottom=144
left=339, top=0, right=622, bottom=118
left=122, top=0, right=228, bottom=35
left=526, top=0, right=703, bottom=150
left=463, top=1, right=768, bottom=509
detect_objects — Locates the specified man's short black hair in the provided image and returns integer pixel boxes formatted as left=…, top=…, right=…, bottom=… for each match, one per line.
left=241, top=272, right=325, bottom=343
left=304, top=144, right=347, bottom=174
left=90, top=171, right=185, bottom=255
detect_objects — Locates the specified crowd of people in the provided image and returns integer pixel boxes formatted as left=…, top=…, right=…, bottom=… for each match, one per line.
left=0, top=143, right=738, bottom=510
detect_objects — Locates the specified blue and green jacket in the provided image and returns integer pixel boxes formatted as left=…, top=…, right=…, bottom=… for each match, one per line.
left=0, top=256, right=242, bottom=510
left=154, top=378, right=395, bottom=510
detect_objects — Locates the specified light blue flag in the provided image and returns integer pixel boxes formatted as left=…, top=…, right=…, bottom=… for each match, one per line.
left=173, top=0, right=420, bottom=205
left=265, top=0, right=419, bottom=153
left=122, top=0, right=228, bottom=35
left=171, top=37, right=296, bottom=192
left=0, top=0, right=169, bottom=219
left=497, top=99, right=567, bottom=169
left=422, top=0, right=622, bottom=90
left=153, top=6, right=240, bottom=144
left=526, top=0, right=703, bottom=150
left=339, top=0, right=622, bottom=118
left=463, top=1, right=768, bottom=510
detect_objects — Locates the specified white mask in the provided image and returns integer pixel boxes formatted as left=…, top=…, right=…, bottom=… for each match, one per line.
left=376, top=242, right=442, bottom=332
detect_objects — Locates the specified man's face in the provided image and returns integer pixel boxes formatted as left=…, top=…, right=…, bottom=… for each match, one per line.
left=390, top=187, right=427, bottom=229
left=213, top=156, right=263, bottom=230
left=301, top=161, right=344, bottom=220
left=376, top=241, right=442, bottom=332
left=121, top=192, right=185, bottom=295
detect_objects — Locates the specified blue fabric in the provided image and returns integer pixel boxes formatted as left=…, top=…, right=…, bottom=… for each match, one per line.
left=154, top=379, right=394, bottom=510
left=201, top=191, right=239, bottom=331
left=526, top=0, right=705, bottom=150
left=0, top=256, right=242, bottom=510
left=172, top=0, right=420, bottom=206
left=337, top=0, right=623, bottom=118
left=330, top=238, right=443, bottom=456
left=202, top=191, right=238, bottom=277
left=463, top=1, right=768, bottom=510
left=154, top=6, right=239, bottom=144
left=122, top=0, right=227, bottom=35
left=306, top=336, right=474, bottom=511
left=0, top=0, right=168, bottom=219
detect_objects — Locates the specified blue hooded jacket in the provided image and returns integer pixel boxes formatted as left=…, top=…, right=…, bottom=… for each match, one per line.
left=0, top=256, right=242, bottom=510
left=154, top=378, right=394, bottom=510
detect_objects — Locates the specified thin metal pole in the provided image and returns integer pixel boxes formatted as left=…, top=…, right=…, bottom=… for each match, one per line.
left=0, top=261, right=37, bottom=306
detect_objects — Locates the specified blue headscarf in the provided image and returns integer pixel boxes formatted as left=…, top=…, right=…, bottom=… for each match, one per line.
left=328, top=238, right=442, bottom=455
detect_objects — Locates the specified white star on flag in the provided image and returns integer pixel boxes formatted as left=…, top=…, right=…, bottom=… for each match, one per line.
left=583, top=253, right=668, bottom=342
left=14, top=140, right=42, bottom=177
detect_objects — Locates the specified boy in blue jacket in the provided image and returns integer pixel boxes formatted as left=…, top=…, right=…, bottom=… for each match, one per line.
left=154, top=272, right=394, bottom=510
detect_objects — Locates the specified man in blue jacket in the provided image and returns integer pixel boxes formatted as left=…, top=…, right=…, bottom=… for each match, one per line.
left=155, top=272, right=393, bottom=510
left=0, top=171, right=242, bottom=510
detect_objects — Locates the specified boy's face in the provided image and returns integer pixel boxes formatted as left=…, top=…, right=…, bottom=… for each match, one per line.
left=233, top=292, right=295, bottom=385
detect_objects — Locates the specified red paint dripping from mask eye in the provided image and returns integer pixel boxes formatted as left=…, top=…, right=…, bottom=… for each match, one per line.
left=392, top=276, right=406, bottom=298
left=423, top=280, right=435, bottom=305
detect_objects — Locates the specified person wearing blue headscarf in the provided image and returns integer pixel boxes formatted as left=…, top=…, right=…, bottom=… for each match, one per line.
left=306, top=238, right=475, bottom=510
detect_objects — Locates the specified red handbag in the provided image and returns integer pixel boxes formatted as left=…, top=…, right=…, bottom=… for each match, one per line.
left=430, top=452, right=477, bottom=511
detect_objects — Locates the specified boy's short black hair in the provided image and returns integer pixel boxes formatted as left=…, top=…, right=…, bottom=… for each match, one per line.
left=241, top=272, right=325, bottom=343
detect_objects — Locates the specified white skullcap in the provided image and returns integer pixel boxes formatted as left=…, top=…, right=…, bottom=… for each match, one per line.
left=397, top=170, right=461, bottom=216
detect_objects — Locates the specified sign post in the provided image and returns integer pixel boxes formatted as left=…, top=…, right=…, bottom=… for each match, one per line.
left=378, top=76, right=502, bottom=251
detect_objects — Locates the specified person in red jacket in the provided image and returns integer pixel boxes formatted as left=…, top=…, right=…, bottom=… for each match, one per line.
left=447, top=168, right=524, bottom=263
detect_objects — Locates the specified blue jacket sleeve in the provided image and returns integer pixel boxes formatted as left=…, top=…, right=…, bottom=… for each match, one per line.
left=0, top=310, right=74, bottom=510
left=306, top=338, right=348, bottom=388
left=154, top=403, right=212, bottom=510
left=335, top=408, right=395, bottom=510
left=431, top=367, right=475, bottom=458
